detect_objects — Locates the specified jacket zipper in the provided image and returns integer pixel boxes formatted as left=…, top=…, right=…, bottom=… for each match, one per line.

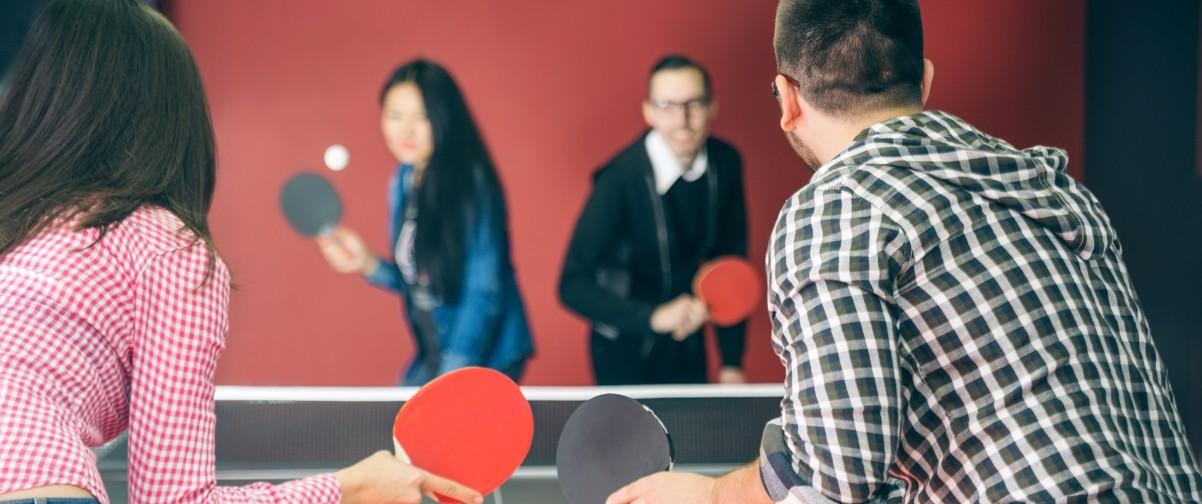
left=643, top=156, right=720, bottom=299
left=642, top=172, right=672, bottom=299
left=705, top=160, right=718, bottom=254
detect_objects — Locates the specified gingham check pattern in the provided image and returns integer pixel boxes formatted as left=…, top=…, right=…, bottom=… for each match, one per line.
left=0, top=207, right=340, bottom=503
left=759, top=111, right=1202, bottom=503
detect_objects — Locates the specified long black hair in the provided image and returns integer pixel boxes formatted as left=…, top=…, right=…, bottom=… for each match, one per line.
left=0, top=0, right=217, bottom=271
left=380, top=59, right=509, bottom=302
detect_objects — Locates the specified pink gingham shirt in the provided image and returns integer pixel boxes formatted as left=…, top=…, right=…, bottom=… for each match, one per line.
left=0, top=207, right=341, bottom=503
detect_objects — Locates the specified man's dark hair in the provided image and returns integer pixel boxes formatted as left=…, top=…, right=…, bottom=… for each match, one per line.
left=649, top=54, right=713, bottom=100
left=774, top=0, right=924, bottom=114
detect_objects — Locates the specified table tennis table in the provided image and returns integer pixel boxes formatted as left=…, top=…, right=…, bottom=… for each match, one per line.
left=96, top=384, right=783, bottom=503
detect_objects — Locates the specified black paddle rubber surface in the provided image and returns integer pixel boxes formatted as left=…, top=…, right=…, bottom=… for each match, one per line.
left=280, top=172, right=342, bottom=237
left=556, top=394, right=674, bottom=504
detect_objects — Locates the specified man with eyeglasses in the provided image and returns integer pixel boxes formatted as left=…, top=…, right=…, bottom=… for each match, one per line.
left=559, top=55, right=749, bottom=385
left=607, top=1, right=1202, bottom=503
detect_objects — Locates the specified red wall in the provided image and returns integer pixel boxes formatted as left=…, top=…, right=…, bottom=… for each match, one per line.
left=169, top=0, right=1085, bottom=385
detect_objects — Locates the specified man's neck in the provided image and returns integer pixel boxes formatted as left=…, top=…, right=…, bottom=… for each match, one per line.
left=812, top=106, right=924, bottom=166
left=677, top=154, right=697, bottom=170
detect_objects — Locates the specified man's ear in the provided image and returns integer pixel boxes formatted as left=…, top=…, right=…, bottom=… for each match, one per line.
left=776, top=75, right=803, bottom=132
left=920, top=58, right=935, bottom=106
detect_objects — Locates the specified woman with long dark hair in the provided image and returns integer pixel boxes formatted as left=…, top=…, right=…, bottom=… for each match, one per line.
left=318, top=59, right=534, bottom=386
left=0, top=2, right=481, bottom=503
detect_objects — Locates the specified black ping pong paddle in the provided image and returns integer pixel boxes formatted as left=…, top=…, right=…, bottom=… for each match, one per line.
left=556, top=394, right=674, bottom=504
left=280, top=172, right=342, bottom=237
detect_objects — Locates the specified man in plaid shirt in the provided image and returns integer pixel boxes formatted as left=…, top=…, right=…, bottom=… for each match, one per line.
left=608, top=1, right=1202, bottom=502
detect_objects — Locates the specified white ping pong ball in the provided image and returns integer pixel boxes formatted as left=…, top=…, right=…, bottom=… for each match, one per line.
left=324, top=144, right=349, bottom=172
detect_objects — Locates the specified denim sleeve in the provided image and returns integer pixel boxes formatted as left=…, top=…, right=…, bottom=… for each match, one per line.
left=440, top=203, right=503, bottom=366
left=364, top=258, right=403, bottom=293
left=365, top=167, right=406, bottom=294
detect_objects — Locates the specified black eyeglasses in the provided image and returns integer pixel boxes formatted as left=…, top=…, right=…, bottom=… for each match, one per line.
left=771, top=73, right=801, bottom=102
left=648, top=97, right=712, bottom=117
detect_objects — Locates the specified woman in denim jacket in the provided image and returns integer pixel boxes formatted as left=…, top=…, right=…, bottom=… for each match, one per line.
left=318, top=59, right=533, bottom=385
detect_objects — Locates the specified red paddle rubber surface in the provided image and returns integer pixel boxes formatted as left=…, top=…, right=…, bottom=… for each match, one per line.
left=694, top=256, right=761, bottom=326
left=393, top=367, right=533, bottom=502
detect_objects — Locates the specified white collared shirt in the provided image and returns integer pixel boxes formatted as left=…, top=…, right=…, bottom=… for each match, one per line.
left=645, top=130, right=708, bottom=195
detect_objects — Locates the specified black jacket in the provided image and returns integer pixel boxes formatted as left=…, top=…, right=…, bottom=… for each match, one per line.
left=559, top=132, right=748, bottom=367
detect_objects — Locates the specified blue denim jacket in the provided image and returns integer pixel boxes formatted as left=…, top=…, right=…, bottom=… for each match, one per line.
left=365, top=163, right=534, bottom=380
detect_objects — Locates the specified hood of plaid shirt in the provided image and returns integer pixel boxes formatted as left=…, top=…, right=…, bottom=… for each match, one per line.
left=826, top=110, right=1116, bottom=260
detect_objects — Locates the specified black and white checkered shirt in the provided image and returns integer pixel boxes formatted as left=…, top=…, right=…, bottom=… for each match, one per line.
left=758, top=110, right=1202, bottom=503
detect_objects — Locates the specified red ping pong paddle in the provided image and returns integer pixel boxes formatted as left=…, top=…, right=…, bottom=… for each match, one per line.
left=392, top=367, right=534, bottom=503
left=693, top=256, right=761, bottom=326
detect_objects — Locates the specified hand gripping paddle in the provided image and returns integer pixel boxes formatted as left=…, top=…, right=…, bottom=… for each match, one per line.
left=392, top=367, right=534, bottom=503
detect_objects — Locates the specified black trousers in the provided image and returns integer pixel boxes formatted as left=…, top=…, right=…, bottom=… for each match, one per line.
left=590, top=329, right=708, bottom=385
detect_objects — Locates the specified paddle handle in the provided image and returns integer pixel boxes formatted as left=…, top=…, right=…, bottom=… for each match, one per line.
left=393, top=437, right=412, bottom=464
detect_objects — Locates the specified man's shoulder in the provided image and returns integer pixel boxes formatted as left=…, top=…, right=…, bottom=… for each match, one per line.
left=812, top=154, right=926, bottom=199
left=775, top=160, right=911, bottom=226
left=593, top=132, right=653, bottom=184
